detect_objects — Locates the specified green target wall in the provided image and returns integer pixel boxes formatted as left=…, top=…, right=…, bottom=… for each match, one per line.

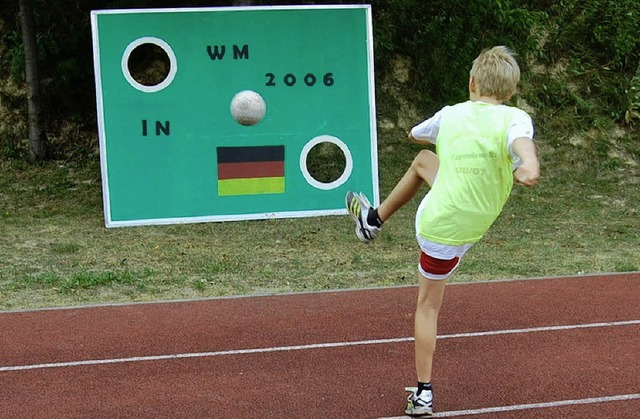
left=91, top=5, right=379, bottom=227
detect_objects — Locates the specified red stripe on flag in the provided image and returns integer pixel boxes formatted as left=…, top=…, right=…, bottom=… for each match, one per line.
left=218, top=161, right=284, bottom=180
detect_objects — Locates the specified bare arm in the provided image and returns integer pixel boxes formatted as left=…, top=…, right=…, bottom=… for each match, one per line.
left=512, top=137, right=540, bottom=186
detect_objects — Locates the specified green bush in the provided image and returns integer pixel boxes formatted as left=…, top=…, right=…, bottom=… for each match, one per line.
left=0, top=0, right=638, bottom=162
left=372, top=0, right=547, bottom=113
left=531, top=0, right=640, bottom=122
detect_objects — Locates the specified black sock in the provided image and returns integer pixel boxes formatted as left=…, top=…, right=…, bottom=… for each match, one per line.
left=367, top=207, right=383, bottom=228
left=417, top=381, right=432, bottom=396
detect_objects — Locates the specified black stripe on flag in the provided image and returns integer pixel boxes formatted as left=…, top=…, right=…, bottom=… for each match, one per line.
left=217, top=146, right=285, bottom=164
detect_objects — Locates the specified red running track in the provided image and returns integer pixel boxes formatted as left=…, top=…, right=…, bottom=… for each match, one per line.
left=1, top=273, right=639, bottom=418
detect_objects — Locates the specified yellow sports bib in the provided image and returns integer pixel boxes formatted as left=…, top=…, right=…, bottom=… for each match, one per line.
left=417, top=101, right=520, bottom=245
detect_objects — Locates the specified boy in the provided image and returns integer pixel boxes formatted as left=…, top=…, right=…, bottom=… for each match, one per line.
left=346, top=46, right=540, bottom=416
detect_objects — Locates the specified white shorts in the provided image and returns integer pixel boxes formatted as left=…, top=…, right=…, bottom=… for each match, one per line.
left=415, top=193, right=474, bottom=280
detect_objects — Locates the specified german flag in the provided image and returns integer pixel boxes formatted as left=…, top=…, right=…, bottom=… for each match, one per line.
left=217, top=145, right=285, bottom=196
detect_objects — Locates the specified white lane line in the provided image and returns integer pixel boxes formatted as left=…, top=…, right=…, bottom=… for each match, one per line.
left=437, top=319, right=640, bottom=340
left=379, top=393, right=640, bottom=418
left=1, top=319, right=639, bottom=373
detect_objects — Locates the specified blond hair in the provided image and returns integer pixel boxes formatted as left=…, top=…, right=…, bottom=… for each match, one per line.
left=470, top=46, right=520, bottom=101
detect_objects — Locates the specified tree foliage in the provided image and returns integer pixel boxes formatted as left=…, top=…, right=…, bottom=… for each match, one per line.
left=18, top=0, right=47, bottom=161
left=1, top=0, right=639, bottom=160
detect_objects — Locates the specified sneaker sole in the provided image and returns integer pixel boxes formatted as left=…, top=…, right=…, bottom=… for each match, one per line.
left=405, top=406, right=434, bottom=417
left=349, top=213, right=370, bottom=243
left=405, top=387, right=433, bottom=417
left=345, top=193, right=372, bottom=243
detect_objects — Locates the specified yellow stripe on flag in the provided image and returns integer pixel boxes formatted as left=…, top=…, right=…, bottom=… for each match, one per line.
left=218, top=177, right=285, bottom=196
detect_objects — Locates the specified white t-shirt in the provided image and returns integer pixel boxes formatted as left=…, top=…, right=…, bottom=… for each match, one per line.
left=411, top=101, right=535, bottom=261
left=411, top=101, right=534, bottom=170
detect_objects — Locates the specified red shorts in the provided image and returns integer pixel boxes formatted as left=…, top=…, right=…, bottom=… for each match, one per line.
left=418, top=252, right=461, bottom=280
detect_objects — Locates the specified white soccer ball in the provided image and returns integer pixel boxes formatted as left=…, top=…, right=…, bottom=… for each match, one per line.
left=230, top=90, right=266, bottom=126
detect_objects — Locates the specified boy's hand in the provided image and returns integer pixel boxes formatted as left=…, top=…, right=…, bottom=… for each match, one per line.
left=514, top=162, right=540, bottom=186
left=511, top=137, right=540, bottom=187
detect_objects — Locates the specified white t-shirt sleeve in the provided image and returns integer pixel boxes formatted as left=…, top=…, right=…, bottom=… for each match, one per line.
left=507, top=110, right=535, bottom=169
left=410, top=108, right=445, bottom=144
left=412, top=105, right=534, bottom=168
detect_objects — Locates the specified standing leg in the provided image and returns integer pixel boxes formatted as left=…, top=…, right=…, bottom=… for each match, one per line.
left=414, top=274, right=448, bottom=383
left=405, top=272, right=448, bottom=416
left=406, top=248, right=463, bottom=416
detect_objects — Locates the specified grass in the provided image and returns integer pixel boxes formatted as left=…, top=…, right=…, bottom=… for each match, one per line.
left=0, top=127, right=638, bottom=310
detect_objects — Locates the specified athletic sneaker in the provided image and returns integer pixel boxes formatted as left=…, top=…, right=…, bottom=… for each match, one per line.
left=345, top=191, right=380, bottom=243
left=405, top=386, right=434, bottom=416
